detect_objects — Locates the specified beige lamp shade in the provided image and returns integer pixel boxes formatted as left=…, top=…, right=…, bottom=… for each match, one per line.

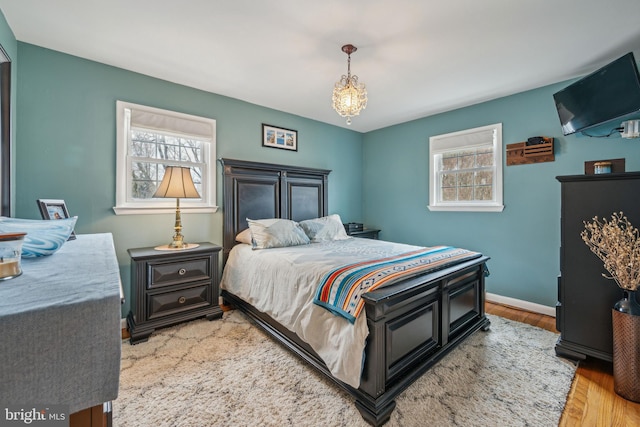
left=153, top=166, right=200, bottom=199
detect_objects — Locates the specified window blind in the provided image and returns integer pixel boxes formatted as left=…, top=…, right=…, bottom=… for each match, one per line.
left=129, top=108, right=213, bottom=141
left=430, top=127, right=496, bottom=153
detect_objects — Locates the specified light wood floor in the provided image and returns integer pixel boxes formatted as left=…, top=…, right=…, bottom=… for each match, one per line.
left=486, top=301, right=640, bottom=426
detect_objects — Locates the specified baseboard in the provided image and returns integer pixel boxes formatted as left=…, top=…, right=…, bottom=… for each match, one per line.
left=486, top=293, right=556, bottom=317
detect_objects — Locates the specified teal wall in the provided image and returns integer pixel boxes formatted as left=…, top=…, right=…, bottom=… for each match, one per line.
left=362, top=82, right=640, bottom=307
left=10, top=35, right=640, bottom=315
left=14, top=43, right=363, bottom=317
left=0, top=10, right=17, bottom=214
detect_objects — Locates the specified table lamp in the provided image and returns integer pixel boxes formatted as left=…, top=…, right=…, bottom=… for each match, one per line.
left=153, top=166, right=200, bottom=250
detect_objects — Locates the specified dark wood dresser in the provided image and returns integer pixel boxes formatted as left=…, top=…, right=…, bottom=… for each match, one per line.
left=556, top=172, right=640, bottom=361
left=127, top=242, right=223, bottom=344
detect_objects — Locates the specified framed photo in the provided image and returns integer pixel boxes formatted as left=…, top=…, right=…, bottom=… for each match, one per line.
left=37, top=199, right=76, bottom=240
left=262, top=124, right=297, bottom=151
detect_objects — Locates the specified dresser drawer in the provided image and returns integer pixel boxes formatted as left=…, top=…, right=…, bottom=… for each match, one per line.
left=148, top=257, right=211, bottom=289
left=147, top=284, right=211, bottom=320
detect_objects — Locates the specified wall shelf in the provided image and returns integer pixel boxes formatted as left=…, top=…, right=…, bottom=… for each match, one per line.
left=506, top=137, right=554, bottom=166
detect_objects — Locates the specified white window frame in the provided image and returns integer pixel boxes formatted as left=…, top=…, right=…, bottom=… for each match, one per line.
left=428, top=123, right=504, bottom=212
left=113, top=100, right=218, bottom=215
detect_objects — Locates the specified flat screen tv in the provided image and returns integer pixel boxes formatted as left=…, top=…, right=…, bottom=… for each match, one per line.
left=553, top=52, right=640, bottom=135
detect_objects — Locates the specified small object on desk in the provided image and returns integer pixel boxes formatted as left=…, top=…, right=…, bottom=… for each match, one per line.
left=0, top=233, right=25, bottom=280
left=36, top=198, right=77, bottom=240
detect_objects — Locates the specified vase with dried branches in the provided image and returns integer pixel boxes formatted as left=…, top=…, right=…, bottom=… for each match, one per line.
left=582, top=211, right=640, bottom=402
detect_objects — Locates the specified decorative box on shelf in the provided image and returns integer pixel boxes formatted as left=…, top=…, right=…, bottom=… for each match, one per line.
left=584, top=158, right=625, bottom=175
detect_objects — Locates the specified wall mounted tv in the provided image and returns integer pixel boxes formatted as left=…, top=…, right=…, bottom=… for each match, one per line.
left=553, top=52, right=640, bottom=135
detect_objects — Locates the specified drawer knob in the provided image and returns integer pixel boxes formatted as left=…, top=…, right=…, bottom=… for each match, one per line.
left=178, top=296, right=186, bottom=304
left=178, top=268, right=187, bottom=276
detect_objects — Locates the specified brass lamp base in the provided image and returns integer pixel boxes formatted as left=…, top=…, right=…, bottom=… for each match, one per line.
left=154, top=198, right=199, bottom=251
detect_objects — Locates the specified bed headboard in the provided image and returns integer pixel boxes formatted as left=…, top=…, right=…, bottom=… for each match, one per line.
left=220, top=158, right=331, bottom=261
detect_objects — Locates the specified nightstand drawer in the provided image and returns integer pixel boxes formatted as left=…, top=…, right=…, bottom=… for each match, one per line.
left=147, top=284, right=210, bottom=320
left=148, top=258, right=210, bottom=289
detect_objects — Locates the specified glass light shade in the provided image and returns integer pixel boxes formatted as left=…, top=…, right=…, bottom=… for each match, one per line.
left=332, top=44, right=367, bottom=125
left=332, top=76, right=367, bottom=125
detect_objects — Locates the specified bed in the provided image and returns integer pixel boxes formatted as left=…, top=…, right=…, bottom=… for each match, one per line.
left=219, top=158, right=491, bottom=426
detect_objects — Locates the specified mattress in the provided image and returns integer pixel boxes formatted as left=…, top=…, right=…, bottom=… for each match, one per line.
left=220, top=237, right=425, bottom=388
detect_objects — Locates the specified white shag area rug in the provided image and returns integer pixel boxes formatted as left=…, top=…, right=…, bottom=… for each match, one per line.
left=114, top=311, right=576, bottom=427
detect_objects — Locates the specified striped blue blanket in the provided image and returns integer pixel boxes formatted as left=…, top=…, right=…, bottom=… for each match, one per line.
left=313, top=246, right=481, bottom=323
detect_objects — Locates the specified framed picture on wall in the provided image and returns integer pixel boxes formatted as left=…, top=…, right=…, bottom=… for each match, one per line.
left=37, top=198, right=76, bottom=240
left=262, top=124, right=298, bottom=151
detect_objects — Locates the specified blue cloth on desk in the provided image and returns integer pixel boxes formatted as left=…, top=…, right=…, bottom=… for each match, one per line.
left=0, top=233, right=121, bottom=414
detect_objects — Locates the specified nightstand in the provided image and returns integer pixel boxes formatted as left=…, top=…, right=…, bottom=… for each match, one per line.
left=347, top=229, right=380, bottom=239
left=126, top=242, right=223, bottom=344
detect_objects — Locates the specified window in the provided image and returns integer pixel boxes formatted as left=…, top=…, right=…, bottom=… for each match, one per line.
left=114, top=101, right=218, bottom=214
left=428, top=123, right=503, bottom=212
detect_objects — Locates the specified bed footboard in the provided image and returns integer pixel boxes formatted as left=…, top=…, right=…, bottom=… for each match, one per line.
left=355, top=257, right=490, bottom=425
left=222, top=256, right=489, bottom=426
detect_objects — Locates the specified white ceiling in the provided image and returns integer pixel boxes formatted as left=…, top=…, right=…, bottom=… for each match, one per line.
left=1, top=0, right=640, bottom=133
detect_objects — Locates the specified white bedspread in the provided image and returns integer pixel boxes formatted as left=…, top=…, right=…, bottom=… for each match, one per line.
left=220, top=237, right=423, bottom=388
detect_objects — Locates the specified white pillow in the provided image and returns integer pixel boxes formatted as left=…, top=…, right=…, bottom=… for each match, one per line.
left=235, top=228, right=252, bottom=245
left=247, top=218, right=310, bottom=249
left=299, top=214, right=350, bottom=242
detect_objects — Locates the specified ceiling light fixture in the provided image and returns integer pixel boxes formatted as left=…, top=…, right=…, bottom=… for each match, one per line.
left=332, top=44, right=367, bottom=125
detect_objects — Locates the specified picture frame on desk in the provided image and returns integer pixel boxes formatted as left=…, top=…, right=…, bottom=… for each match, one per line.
left=36, top=198, right=76, bottom=240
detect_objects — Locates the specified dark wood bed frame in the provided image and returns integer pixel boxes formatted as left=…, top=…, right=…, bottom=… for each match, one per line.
left=220, top=158, right=491, bottom=426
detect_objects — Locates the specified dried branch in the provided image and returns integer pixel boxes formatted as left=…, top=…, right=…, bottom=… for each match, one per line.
left=581, top=212, right=640, bottom=291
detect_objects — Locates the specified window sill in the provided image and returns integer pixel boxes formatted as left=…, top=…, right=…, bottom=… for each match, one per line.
left=427, top=204, right=504, bottom=212
left=113, top=205, right=219, bottom=215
